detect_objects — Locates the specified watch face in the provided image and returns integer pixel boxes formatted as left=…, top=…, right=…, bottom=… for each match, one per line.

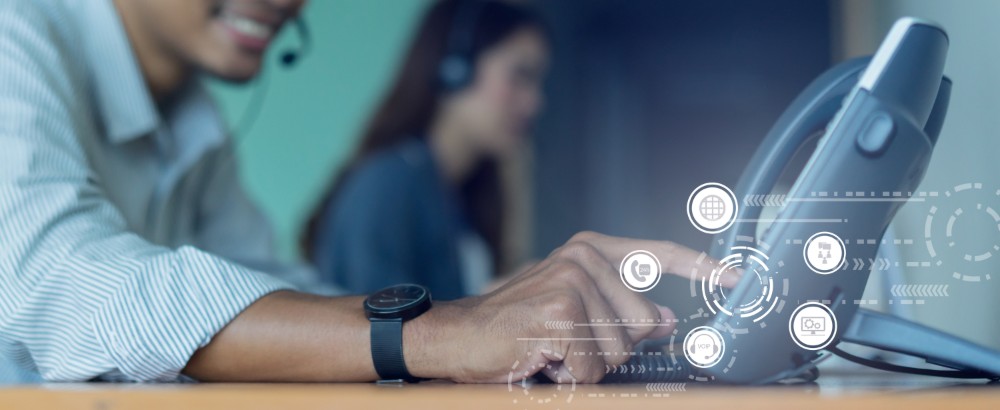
left=365, top=284, right=429, bottom=314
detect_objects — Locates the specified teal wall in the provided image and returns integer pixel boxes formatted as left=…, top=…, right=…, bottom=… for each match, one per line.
left=208, top=1, right=430, bottom=260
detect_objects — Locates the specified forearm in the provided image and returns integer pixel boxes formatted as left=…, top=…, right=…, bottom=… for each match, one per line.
left=182, top=233, right=731, bottom=384
left=184, top=291, right=377, bottom=382
left=182, top=290, right=460, bottom=382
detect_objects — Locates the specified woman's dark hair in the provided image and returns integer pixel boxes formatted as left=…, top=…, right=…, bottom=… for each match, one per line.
left=302, top=0, right=547, bottom=273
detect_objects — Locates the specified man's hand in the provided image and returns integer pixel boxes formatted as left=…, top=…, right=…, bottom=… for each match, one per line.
left=403, top=231, right=740, bottom=383
left=184, top=231, right=738, bottom=384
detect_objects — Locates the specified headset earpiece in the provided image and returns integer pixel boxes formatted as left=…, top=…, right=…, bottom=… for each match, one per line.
left=438, top=54, right=472, bottom=92
left=281, top=18, right=311, bottom=68
left=437, top=0, right=487, bottom=92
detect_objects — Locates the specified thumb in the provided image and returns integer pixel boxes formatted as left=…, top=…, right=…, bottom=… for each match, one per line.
left=645, top=304, right=677, bottom=340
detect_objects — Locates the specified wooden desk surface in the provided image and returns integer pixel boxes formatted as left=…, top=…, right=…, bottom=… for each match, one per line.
left=2, top=370, right=998, bottom=410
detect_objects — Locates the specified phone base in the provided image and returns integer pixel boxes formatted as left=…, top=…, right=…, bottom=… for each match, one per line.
left=839, top=308, right=1000, bottom=375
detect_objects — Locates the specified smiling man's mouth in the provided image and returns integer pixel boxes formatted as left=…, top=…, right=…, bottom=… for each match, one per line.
left=219, top=9, right=280, bottom=52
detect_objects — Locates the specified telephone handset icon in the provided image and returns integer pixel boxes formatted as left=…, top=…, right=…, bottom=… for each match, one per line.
left=631, top=260, right=651, bottom=282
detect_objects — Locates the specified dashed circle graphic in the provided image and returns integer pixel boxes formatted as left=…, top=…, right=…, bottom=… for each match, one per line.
left=698, top=241, right=787, bottom=326
left=507, top=349, right=576, bottom=409
left=924, top=182, right=1000, bottom=282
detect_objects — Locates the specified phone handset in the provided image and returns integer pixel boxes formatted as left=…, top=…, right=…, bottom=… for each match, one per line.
left=710, top=57, right=870, bottom=259
left=607, top=57, right=882, bottom=385
left=631, top=260, right=648, bottom=282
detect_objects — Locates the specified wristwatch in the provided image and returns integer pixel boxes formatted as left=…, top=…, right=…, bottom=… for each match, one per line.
left=364, top=284, right=433, bottom=382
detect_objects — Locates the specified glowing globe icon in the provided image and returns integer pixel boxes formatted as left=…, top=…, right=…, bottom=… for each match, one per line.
left=699, top=194, right=726, bottom=221
left=687, top=183, right=738, bottom=234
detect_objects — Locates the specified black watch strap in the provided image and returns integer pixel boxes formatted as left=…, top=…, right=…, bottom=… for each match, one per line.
left=370, top=319, right=420, bottom=382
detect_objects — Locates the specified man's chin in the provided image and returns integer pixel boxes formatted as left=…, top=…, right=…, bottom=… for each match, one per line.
left=205, top=60, right=263, bottom=84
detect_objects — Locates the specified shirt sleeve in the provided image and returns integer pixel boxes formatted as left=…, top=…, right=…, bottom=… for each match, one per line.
left=194, top=144, right=342, bottom=296
left=0, top=2, right=292, bottom=382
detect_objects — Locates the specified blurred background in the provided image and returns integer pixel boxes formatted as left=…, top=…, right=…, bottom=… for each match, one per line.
left=209, top=0, right=1000, bottom=348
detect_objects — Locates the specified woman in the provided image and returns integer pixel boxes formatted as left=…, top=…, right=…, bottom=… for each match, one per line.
left=304, top=0, right=550, bottom=300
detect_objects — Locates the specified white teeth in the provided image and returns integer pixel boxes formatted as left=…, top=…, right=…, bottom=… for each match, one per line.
left=224, top=13, right=273, bottom=40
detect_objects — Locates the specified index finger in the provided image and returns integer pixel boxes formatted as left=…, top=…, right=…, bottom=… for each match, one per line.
left=570, top=231, right=742, bottom=287
left=548, top=232, right=733, bottom=343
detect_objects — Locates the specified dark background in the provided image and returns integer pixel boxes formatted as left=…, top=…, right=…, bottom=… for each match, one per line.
left=531, top=0, right=833, bottom=310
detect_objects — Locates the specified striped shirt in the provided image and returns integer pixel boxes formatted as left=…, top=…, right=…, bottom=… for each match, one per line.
left=0, top=0, right=321, bottom=382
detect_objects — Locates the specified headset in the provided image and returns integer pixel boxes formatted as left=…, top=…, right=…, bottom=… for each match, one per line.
left=281, top=17, right=312, bottom=67
left=687, top=334, right=719, bottom=360
left=232, top=17, right=310, bottom=137
left=206, top=16, right=312, bottom=198
left=437, top=0, right=488, bottom=92
left=208, top=3, right=310, bottom=69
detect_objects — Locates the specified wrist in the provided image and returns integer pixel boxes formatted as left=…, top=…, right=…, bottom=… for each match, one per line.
left=401, top=301, right=466, bottom=380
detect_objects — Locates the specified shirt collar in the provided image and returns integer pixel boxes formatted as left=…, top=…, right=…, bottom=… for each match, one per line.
left=82, top=0, right=159, bottom=144
left=166, top=80, right=228, bottom=163
left=81, top=0, right=226, bottom=151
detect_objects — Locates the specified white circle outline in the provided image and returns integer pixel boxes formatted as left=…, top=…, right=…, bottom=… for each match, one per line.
left=803, top=231, right=846, bottom=275
left=682, top=326, right=726, bottom=368
left=788, top=302, right=838, bottom=351
left=687, top=182, right=739, bottom=234
left=618, top=250, right=662, bottom=292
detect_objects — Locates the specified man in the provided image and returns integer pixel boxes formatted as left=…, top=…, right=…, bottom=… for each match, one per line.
left=0, top=0, right=737, bottom=383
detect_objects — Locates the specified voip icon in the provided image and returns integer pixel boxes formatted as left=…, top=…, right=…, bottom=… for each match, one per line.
left=683, top=326, right=725, bottom=368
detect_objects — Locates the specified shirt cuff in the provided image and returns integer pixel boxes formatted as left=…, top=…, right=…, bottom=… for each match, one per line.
left=92, top=246, right=293, bottom=382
